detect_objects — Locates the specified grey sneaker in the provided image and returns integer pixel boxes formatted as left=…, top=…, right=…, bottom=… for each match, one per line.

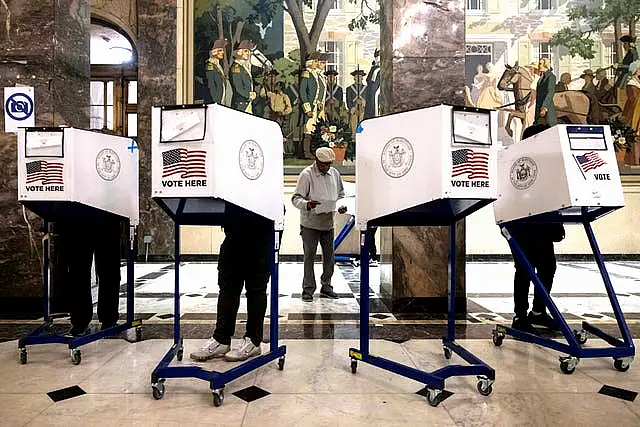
left=190, top=338, right=230, bottom=361
left=224, top=337, right=262, bottom=362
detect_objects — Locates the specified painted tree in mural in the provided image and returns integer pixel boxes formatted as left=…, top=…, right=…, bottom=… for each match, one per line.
left=550, top=0, right=640, bottom=60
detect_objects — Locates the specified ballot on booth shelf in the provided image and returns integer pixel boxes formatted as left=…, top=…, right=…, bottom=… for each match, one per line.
left=493, top=125, right=624, bottom=224
left=151, top=103, right=284, bottom=228
left=17, top=127, right=139, bottom=224
left=355, top=104, right=499, bottom=229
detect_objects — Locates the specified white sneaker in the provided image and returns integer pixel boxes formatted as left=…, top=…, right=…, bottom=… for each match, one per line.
left=369, top=259, right=379, bottom=267
left=224, top=337, right=262, bottom=362
left=189, top=338, right=230, bottom=361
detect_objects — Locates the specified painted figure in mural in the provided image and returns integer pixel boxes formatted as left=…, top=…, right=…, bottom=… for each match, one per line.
left=555, top=72, right=571, bottom=92
left=206, top=39, right=227, bottom=105
left=346, top=69, right=367, bottom=136
left=580, top=69, right=605, bottom=123
left=259, top=69, right=279, bottom=117
left=476, top=62, right=502, bottom=110
left=595, top=68, right=615, bottom=105
left=581, top=69, right=596, bottom=96
left=314, top=53, right=329, bottom=118
left=535, top=58, right=557, bottom=126
left=471, top=64, right=486, bottom=105
left=230, top=40, right=256, bottom=114
left=324, top=69, right=343, bottom=122
left=622, top=61, right=640, bottom=164
left=365, top=48, right=381, bottom=119
left=300, top=53, right=322, bottom=159
left=264, top=80, right=293, bottom=128
left=614, top=36, right=639, bottom=90
left=284, top=69, right=301, bottom=154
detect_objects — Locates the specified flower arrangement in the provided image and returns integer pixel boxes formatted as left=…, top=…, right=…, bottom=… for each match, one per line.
left=602, top=116, right=636, bottom=153
left=311, top=116, right=355, bottom=161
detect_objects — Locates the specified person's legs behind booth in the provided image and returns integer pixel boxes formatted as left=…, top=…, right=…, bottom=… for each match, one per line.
left=64, top=223, right=95, bottom=336
left=94, top=218, right=122, bottom=330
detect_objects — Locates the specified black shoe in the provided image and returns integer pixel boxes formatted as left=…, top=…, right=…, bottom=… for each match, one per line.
left=302, top=294, right=313, bottom=302
left=528, top=311, right=560, bottom=331
left=100, top=322, right=118, bottom=331
left=319, top=289, right=339, bottom=299
left=511, top=316, right=536, bottom=334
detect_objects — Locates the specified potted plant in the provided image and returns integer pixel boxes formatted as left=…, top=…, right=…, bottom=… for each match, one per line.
left=311, top=116, right=354, bottom=162
left=603, top=117, right=635, bottom=165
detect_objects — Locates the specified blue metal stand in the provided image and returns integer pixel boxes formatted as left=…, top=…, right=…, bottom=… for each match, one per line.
left=349, top=222, right=495, bottom=407
left=150, top=217, right=286, bottom=407
left=334, top=215, right=357, bottom=263
left=17, top=220, right=142, bottom=366
left=493, top=215, right=635, bottom=374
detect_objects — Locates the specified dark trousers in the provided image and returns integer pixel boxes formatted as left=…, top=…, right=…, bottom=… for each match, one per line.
left=301, top=226, right=335, bottom=296
left=512, top=236, right=557, bottom=317
left=368, top=227, right=379, bottom=261
left=213, top=236, right=271, bottom=347
left=63, top=220, right=121, bottom=329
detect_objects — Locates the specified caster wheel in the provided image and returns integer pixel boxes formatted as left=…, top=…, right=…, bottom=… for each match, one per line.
left=278, top=357, right=285, bottom=371
left=213, top=389, right=224, bottom=407
left=135, top=327, right=143, bottom=342
left=559, top=356, right=578, bottom=375
left=70, top=349, right=81, bottom=365
left=19, top=348, right=27, bottom=365
left=573, top=330, right=587, bottom=345
left=614, top=358, right=631, bottom=372
left=176, top=347, right=184, bottom=362
left=492, top=329, right=504, bottom=347
left=351, top=360, right=357, bottom=374
left=476, top=378, right=493, bottom=396
left=152, top=381, right=165, bottom=400
left=443, top=347, right=452, bottom=360
left=426, top=388, right=443, bottom=407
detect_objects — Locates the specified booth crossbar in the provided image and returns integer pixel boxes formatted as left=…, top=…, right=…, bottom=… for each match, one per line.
left=150, top=213, right=286, bottom=407
left=18, top=220, right=142, bottom=365
left=493, top=213, right=635, bottom=374
left=349, top=216, right=495, bottom=407
left=334, top=216, right=357, bottom=263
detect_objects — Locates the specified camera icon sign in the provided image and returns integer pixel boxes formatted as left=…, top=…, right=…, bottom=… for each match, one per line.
left=5, top=93, right=34, bottom=121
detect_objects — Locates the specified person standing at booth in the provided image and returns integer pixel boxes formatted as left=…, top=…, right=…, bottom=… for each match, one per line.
left=190, top=208, right=277, bottom=362
left=230, top=40, right=256, bottom=114
left=292, top=147, right=347, bottom=302
left=509, top=123, right=564, bottom=333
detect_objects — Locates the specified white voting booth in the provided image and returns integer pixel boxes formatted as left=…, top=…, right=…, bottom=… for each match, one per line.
left=356, top=104, right=499, bottom=229
left=151, top=103, right=284, bottom=228
left=17, top=127, right=139, bottom=224
left=494, top=124, right=624, bottom=224
left=349, top=105, right=499, bottom=406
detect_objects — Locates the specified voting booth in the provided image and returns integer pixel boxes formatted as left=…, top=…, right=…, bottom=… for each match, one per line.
left=16, top=127, right=142, bottom=365
left=149, top=104, right=286, bottom=406
left=492, top=124, right=634, bottom=374
left=349, top=105, right=498, bottom=407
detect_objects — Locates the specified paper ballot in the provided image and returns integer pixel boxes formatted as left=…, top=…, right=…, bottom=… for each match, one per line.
left=25, top=131, right=64, bottom=157
left=161, top=108, right=206, bottom=142
left=453, top=110, right=490, bottom=145
left=314, top=199, right=337, bottom=214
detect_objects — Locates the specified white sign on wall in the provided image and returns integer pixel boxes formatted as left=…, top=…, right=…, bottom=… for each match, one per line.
left=4, top=87, right=35, bottom=133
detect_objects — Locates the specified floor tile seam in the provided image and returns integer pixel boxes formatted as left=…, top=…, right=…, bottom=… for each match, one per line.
left=21, top=397, right=55, bottom=427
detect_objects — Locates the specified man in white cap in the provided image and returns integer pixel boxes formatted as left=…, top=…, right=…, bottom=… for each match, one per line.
left=292, top=147, right=347, bottom=301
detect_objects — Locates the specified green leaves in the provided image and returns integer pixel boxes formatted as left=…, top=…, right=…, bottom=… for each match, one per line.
left=549, top=28, right=596, bottom=59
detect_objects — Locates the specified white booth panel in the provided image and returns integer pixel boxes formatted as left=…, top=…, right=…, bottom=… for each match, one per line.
left=356, top=105, right=498, bottom=230
left=493, top=125, right=624, bottom=224
left=18, top=127, right=140, bottom=223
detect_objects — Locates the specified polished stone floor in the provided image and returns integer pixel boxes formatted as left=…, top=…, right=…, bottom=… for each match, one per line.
left=0, top=261, right=639, bottom=425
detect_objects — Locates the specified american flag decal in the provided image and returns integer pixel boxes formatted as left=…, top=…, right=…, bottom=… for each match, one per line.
left=452, top=149, right=489, bottom=179
left=26, top=160, right=64, bottom=185
left=162, top=148, right=207, bottom=178
left=575, top=151, right=606, bottom=173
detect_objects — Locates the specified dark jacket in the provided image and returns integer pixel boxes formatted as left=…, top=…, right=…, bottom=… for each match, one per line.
left=535, top=69, right=557, bottom=126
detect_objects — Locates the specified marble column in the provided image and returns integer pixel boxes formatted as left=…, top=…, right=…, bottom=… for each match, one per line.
left=379, top=0, right=467, bottom=314
left=136, top=0, right=177, bottom=257
left=0, top=1, right=90, bottom=315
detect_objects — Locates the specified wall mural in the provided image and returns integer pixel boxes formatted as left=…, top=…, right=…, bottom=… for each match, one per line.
left=193, top=0, right=640, bottom=170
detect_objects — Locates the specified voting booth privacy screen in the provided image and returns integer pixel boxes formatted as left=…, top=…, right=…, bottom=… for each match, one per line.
left=151, top=103, right=284, bottom=228
left=17, top=127, right=140, bottom=224
left=493, top=125, right=624, bottom=224
left=355, top=104, right=499, bottom=229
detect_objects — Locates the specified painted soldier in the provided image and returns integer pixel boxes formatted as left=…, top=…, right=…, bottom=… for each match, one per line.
left=206, top=39, right=227, bottom=105
left=324, top=69, right=343, bottom=122
left=615, top=35, right=639, bottom=89
left=346, top=69, right=367, bottom=135
left=365, top=48, right=381, bottom=119
left=535, top=58, right=557, bottom=127
left=230, top=40, right=256, bottom=114
left=299, top=53, right=322, bottom=158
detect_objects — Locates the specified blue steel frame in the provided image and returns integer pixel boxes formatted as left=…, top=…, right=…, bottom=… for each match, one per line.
left=349, top=223, right=495, bottom=391
left=150, top=218, right=286, bottom=393
left=334, top=215, right=357, bottom=262
left=18, top=220, right=142, bottom=359
left=496, top=212, right=635, bottom=364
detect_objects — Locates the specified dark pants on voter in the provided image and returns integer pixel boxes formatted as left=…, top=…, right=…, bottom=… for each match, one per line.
left=301, top=226, right=334, bottom=297
left=64, top=219, right=121, bottom=331
left=512, top=228, right=557, bottom=318
left=213, top=223, right=274, bottom=347
left=368, top=227, right=379, bottom=261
